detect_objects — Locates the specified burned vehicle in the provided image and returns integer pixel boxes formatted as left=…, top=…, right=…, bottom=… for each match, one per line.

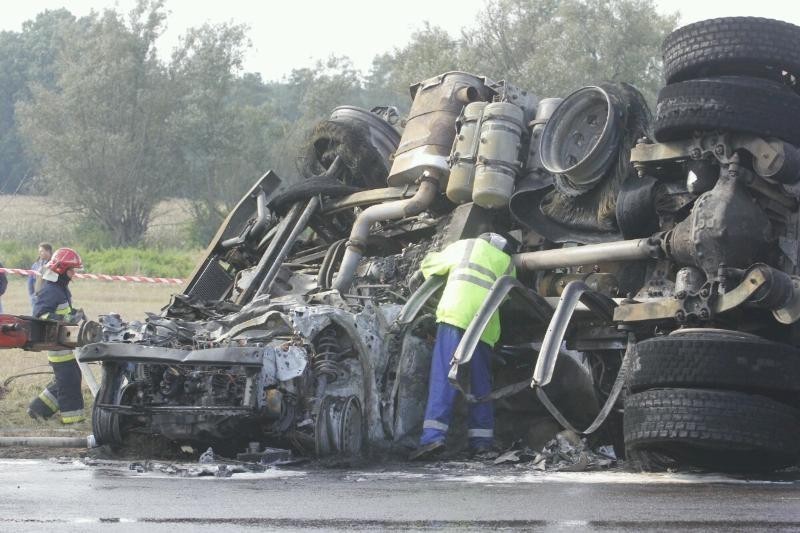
left=78, top=18, right=800, bottom=472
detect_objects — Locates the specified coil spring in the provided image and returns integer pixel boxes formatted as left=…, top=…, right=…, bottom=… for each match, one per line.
left=313, top=328, right=343, bottom=379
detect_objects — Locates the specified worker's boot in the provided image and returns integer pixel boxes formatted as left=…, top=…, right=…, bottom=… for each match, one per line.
left=27, top=408, right=46, bottom=422
left=28, top=381, right=59, bottom=421
left=409, top=441, right=446, bottom=461
left=470, top=444, right=501, bottom=461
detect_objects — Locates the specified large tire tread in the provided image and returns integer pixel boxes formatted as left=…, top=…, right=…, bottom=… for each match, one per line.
left=654, top=77, right=800, bottom=144
left=624, top=388, right=800, bottom=472
left=628, top=331, right=800, bottom=399
left=663, top=17, right=800, bottom=84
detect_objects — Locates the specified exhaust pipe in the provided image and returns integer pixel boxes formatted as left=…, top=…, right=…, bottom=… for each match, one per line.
left=332, top=174, right=439, bottom=292
left=513, top=237, right=661, bottom=271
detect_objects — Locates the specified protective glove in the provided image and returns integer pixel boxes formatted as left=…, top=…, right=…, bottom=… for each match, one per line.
left=67, top=308, right=86, bottom=324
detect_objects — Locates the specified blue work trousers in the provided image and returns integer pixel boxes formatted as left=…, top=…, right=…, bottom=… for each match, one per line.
left=420, top=323, right=494, bottom=450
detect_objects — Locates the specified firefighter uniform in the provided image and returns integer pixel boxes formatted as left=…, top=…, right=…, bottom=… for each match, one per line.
left=27, top=277, right=85, bottom=424
left=417, top=236, right=515, bottom=453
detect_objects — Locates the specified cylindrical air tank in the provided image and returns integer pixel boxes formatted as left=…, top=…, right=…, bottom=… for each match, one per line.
left=472, top=102, right=525, bottom=209
left=446, top=101, right=488, bottom=204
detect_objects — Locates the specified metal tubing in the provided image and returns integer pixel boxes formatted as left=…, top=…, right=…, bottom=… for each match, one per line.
left=332, top=177, right=439, bottom=292
left=396, top=276, right=446, bottom=325
left=322, top=187, right=415, bottom=215
left=0, top=436, right=89, bottom=448
left=535, top=333, right=635, bottom=435
left=513, top=238, right=659, bottom=271
left=249, top=189, right=269, bottom=238
left=532, top=281, right=616, bottom=387
left=255, top=196, right=320, bottom=297
left=236, top=201, right=306, bottom=304
left=78, top=362, right=99, bottom=397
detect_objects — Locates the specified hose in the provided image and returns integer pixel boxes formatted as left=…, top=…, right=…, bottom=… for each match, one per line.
left=0, top=436, right=90, bottom=448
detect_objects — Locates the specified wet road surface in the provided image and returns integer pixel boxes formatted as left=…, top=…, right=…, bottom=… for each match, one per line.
left=1, top=458, right=799, bottom=531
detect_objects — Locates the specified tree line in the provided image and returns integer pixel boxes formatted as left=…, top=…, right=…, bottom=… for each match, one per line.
left=0, top=0, right=677, bottom=246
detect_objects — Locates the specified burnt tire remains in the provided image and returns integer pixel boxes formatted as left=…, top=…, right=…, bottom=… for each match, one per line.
left=628, top=331, right=800, bottom=401
left=299, top=120, right=391, bottom=189
left=663, top=17, right=800, bottom=85
left=92, top=363, right=124, bottom=447
left=654, top=77, right=800, bottom=144
left=624, top=388, right=800, bottom=472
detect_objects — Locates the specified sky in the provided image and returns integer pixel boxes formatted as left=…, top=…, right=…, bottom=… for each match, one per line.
left=3, top=0, right=800, bottom=82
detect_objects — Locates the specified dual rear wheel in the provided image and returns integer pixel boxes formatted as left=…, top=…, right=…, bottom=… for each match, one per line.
left=624, top=330, right=800, bottom=472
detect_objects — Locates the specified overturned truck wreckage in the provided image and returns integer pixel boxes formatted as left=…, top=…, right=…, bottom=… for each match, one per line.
left=78, top=19, right=800, bottom=472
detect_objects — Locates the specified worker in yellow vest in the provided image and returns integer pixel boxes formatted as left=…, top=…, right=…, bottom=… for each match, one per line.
left=411, top=233, right=515, bottom=460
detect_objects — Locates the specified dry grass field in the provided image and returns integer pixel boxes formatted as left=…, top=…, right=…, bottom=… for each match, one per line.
left=0, top=194, right=194, bottom=249
left=0, top=276, right=176, bottom=432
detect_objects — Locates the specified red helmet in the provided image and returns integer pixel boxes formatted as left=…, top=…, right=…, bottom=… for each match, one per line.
left=46, top=248, right=83, bottom=275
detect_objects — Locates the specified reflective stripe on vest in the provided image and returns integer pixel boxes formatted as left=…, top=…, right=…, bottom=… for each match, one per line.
left=422, top=238, right=514, bottom=347
left=465, top=262, right=499, bottom=281
left=450, top=273, right=493, bottom=290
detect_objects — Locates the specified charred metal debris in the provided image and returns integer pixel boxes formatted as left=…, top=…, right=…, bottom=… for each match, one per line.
left=76, top=18, right=800, bottom=473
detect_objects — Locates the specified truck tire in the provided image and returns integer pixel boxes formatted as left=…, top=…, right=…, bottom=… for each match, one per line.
left=663, top=17, right=800, bottom=84
left=92, top=363, right=124, bottom=447
left=299, top=120, right=390, bottom=189
left=624, top=388, right=800, bottom=472
left=628, top=330, right=800, bottom=401
left=654, top=77, right=800, bottom=144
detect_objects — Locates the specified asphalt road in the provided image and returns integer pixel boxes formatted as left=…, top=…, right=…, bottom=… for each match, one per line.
left=1, top=458, right=799, bottom=532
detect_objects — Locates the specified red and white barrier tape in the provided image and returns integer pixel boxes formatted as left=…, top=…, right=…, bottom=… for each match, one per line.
left=0, top=267, right=184, bottom=285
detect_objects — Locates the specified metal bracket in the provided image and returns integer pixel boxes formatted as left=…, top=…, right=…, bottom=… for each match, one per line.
left=530, top=281, right=616, bottom=388
left=395, top=275, right=445, bottom=326
left=674, top=280, right=719, bottom=324
left=631, top=132, right=793, bottom=182
left=523, top=280, right=625, bottom=436
left=614, top=265, right=772, bottom=323
left=773, top=276, right=800, bottom=324
left=447, top=276, right=553, bottom=384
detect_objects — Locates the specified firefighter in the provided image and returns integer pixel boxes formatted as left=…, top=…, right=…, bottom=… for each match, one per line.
left=27, top=248, right=86, bottom=424
left=411, top=233, right=515, bottom=460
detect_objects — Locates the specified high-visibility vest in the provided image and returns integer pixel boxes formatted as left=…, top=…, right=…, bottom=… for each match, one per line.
left=421, top=238, right=515, bottom=347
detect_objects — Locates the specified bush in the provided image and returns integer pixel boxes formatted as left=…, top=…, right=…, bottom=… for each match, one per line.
left=81, top=248, right=200, bottom=278
left=0, top=241, right=37, bottom=269
left=1, top=241, right=200, bottom=278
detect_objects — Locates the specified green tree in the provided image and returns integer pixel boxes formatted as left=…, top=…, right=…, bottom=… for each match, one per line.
left=460, top=0, right=678, bottom=101
left=0, top=9, right=77, bottom=193
left=259, top=57, right=366, bottom=186
left=290, top=56, right=365, bottom=120
left=170, top=22, right=256, bottom=242
left=366, top=23, right=462, bottom=111
left=17, top=0, right=178, bottom=245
